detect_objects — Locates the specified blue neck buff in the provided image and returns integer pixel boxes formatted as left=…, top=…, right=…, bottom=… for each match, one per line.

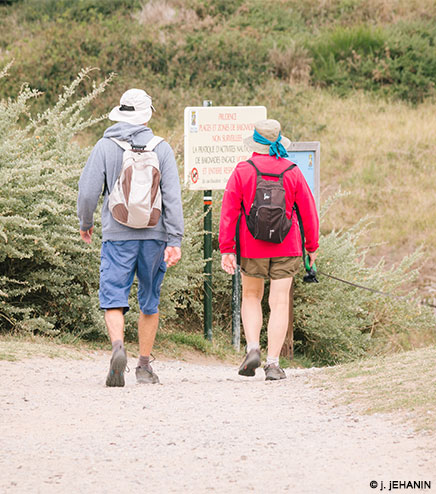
left=252, top=129, right=289, bottom=159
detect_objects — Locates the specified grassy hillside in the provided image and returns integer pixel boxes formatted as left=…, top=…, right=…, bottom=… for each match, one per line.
left=1, top=0, right=436, bottom=361
left=312, top=345, right=436, bottom=431
left=2, top=0, right=436, bottom=108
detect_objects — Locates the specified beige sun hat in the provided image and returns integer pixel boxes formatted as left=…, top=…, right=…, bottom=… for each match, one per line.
left=243, top=119, right=291, bottom=154
left=108, top=88, right=155, bottom=125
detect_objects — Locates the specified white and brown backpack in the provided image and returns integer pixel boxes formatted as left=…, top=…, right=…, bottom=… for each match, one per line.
left=108, top=136, right=164, bottom=228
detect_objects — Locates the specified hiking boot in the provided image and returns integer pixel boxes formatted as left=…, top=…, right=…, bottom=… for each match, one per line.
left=106, top=347, right=128, bottom=387
left=238, top=348, right=261, bottom=376
left=264, top=363, right=287, bottom=381
left=136, top=365, right=160, bottom=384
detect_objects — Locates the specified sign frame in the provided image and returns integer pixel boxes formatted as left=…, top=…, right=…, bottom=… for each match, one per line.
left=287, top=141, right=321, bottom=212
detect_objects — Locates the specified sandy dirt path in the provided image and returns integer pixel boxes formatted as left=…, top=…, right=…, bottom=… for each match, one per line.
left=0, top=354, right=434, bottom=494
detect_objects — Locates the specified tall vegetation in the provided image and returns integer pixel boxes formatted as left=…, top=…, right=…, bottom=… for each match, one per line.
left=0, top=68, right=109, bottom=337
left=1, top=70, right=434, bottom=363
left=293, top=204, right=436, bottom=365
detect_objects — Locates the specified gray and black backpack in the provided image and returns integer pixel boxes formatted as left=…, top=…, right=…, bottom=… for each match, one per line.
left=241, top=159, right=296, bottom=243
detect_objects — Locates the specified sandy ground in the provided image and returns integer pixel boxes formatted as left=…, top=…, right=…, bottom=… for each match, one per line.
left=0, top=354, right=434, bottom=494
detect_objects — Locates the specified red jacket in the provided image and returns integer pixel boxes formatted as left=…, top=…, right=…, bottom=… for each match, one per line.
left=219, top=153, right=319, bottom=258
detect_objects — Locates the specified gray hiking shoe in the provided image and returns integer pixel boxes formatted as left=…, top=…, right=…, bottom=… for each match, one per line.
left=106, top=347, right=128, bottom=387
left=238, top=348, right=261, bottom=376
left=264, top=363, right=287, bottom=381
left=136, top=366, right=160, bottom=384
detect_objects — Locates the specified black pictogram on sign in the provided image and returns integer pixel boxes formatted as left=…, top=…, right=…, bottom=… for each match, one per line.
left=191, top=168, right=199, bottom=184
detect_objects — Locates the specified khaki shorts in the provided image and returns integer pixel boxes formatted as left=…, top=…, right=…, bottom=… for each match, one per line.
left=240, top=256, right=301, bottom=280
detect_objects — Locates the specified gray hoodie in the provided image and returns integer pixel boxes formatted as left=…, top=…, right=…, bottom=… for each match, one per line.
left=77, top=122, right=184, bottom=246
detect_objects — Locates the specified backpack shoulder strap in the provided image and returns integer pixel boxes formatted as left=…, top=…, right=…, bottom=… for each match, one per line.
left=145, top=136, right=164, bottom=151
left=280, top=163, right=297, bottom=175
left=279, top=163, right=297, bottom=181
left=109, top=137, right=132, bottom=151
left=246, top=159, right=263, bottom=176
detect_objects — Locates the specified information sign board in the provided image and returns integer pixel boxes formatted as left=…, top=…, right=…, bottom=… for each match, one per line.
left=184, top=105, right=267, bottom=190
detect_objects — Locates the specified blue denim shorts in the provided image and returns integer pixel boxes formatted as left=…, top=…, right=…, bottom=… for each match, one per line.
left=99, top=240, right=167, bottom=315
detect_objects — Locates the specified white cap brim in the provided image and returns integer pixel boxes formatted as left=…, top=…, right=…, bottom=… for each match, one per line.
left=108, top=106, right=152, bottom=125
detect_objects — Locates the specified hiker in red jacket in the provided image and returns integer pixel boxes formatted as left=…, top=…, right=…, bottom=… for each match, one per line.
left=219, top=119, right=319, bottom=380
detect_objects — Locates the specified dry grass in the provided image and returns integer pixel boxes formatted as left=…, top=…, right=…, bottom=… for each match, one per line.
left=311, top=346, right=436, bottom=431
left=0, top=335, right=95, bottom=361
left=300, top=0, right=436, bottom=24
left=0, top=333, right=240, bottom=365
left=356, top=0, right=436, bottom=23
left=293, top=89, right=436, bottom=293
left=134, top=0, right=199, bottom=28
left=269, top=42, right=313, bottom=84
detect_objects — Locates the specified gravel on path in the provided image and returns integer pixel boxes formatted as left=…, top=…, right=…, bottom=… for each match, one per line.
left=0, top=355, right=434, bottom=494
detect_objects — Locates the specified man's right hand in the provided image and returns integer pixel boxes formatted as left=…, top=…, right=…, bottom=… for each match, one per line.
left=164, top=246, right=182, bottom=267
left=80, top=227, right=94, bottom=244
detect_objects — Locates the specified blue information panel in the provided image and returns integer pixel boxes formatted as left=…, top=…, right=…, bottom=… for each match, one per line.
left=287, top=151, right=315, bottom=195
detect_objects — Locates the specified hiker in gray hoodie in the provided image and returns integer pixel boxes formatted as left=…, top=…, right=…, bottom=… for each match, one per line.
left=77, top=89, right=184, bottom=387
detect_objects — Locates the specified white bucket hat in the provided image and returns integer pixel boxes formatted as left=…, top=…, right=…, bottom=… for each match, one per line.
left=243, top=119, right=291, bottom=155
left=108, top=88, right=155, bottom=125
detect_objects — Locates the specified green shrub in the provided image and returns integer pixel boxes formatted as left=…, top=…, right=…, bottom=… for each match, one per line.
left=309, top=23, right=436, bottom=103
left=189, top=0, right=245, bottom=19
left=228, top=0, right=306, bottom=35
left=0, top=68, right=112, bottom=338
left=309, top=25, right=387, bottom=92
left=378, top=22, right=436, bottom=103
left=166, top=331, right=211, bottom=353
left=171, top=29, right=270, bottom=89
left=20, top=0, right=141, bottom=22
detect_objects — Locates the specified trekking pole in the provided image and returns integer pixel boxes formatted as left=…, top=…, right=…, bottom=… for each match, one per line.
left=232, top=264, right=241, bottom=351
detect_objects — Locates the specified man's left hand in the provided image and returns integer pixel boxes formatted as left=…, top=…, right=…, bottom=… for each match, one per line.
left=308, top=250, right=318, bottom=267
left=80, top=227, right=94, bottom=244
left=164, top=246, right=182, bottom=267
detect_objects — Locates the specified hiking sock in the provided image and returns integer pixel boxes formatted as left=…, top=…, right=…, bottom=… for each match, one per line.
left=112, top=339, right=124, bottom=353
left=138, top=355, right=152, bottom=370
left=246, top=342, right=260, bottom=353
left=266, top=356, right=279, bottom=367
